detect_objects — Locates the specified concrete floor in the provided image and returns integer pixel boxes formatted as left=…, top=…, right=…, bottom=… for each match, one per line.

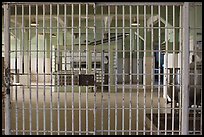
left=2, top=86, right=171, bottom=135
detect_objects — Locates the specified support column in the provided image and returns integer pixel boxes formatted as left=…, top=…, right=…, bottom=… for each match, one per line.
left=144, top=25, right=154, bottom=90
left=4, top=3, right=11, bottom=135
left=144, top=55, right=154, bottom=90
left=181, top=2, right=190, bottom=135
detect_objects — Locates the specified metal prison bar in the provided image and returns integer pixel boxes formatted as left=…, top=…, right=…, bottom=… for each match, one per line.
left=2, top=2, right=202, bottom=135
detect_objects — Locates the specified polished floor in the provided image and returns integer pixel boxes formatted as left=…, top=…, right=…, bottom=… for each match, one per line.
left=2, top=86, right=171, bottom=135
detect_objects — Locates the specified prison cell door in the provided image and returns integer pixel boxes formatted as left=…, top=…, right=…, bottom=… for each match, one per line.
left=2, top=2, right=202, bottom=135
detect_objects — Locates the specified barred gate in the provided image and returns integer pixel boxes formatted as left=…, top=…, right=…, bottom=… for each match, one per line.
left=2, top=2, right=202, bottom=135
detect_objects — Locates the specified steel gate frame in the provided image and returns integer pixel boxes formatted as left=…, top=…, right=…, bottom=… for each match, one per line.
left=2, top=2, right=201, bottom=135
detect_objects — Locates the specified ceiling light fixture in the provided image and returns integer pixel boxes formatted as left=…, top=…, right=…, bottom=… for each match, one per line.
left=52, top=34, right=56, bottom=37
left=31, top=23, right=39, bottom=27
left=131, top=23, right=140, bottom=26
left=131, top=17, right=140, bottom=26
left=81, top=16, right=89, bottom=19
left=31, top=20, right=39, bottom=27
left=38, top=33, right=56, bottom=37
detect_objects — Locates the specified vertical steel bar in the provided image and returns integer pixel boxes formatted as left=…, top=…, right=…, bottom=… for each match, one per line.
left=129, top=5, right=132, bottom=135
left=114, top=5, right=118, bottom=135
left=181, top=2, right=190, bottom=135
left=49, top=4, right=53, bottom=135
left=14, top=4, right=18, bottom=135
left=136, top=5, right=139, bottom=135
left=101, top=5, right=104, bottom=135
left=172, top=5, right=175, bottom=135
left=93, top=3, right=97, bottom=135
left=71, top=3, right=75, bottom=135
left=164, top=5, right=168, bottom=135
left=29, top=4, right=32, bottom=135
left=201, top=80, right=202, bottom=135
left=4, top=3, right=11, bottom=135
left=199, top=5, right=202, bottom=132
left=78, top=3, right=82, bottom=135
left=108, top=5, right=111, bottom=135
left=43, top=4, right=46, bottom=135
left=57, top=4, right=60, bottom=135
left=22, top=86, right=25, bottom=135
left=64, top=4, right=67, bottom=135
left=178, top=5, right=182, bottom=135
left=200, top=50, right=202, bottom=135
left=200, top=6, right=202, bottom=132
left=21, top=5, right=24, bottom=74
left=193, top=5, right=197, bottom=135
left=35, top=4, right=39, bottom=135
left=85, top=4, right=89, bottom=135
left=143, top=5, right=147, bottom=135
left=122, top=5, right=125, bottom=135
left=150, top=5, right=154, bottom=135
left=158, top=5, right=161, bottom=135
